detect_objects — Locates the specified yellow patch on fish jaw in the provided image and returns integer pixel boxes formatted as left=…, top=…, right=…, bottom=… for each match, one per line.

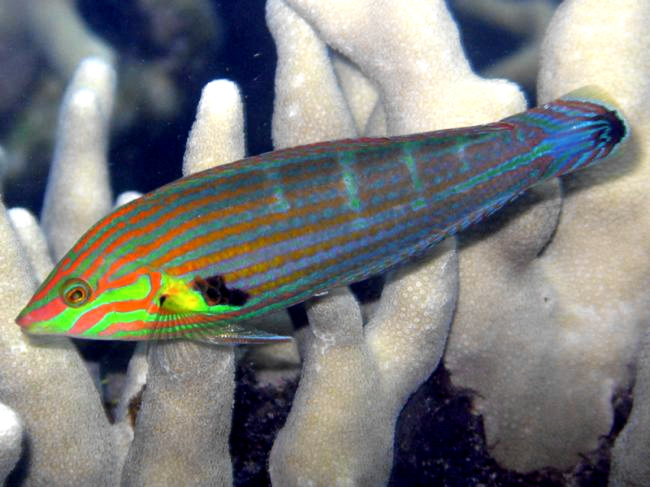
left=158, top=275, right=211, bottom=314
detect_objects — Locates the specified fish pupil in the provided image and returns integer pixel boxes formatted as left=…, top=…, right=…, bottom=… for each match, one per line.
left=69, top=289, right=83, bottom=302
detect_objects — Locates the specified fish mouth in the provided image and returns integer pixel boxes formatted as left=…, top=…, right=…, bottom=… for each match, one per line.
left=15, top=310, right=53, bottom=336
left=15, top=308, right=36, bottom=330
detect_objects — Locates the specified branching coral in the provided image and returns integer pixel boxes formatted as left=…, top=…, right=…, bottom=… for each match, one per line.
left=269, top=0, right=650, bottom=479
left=0, top=0, right=116, bottom=189
left=0, top=0, right=222, bottom=202
left=610, top=328, right=650, bottom=486
left=120, top=341, right=235, bottom=486
left=446, top=0, right=650, bottom=471
left=0, top=64, right=246, bottom=485
left=0, top=402, right=22, bottom=483
left=275, top=0, right=525, bottom=135
left=40, top=57, right=116, bottom=260
left=0, top=56, right=119, bottom=486
left=450, top=0, right=556, bottom=92
left=0, top=203, right=117, bottom=485
left=19, top=0, right=115, bottom=78
left=120, top=79, right=245, bottom=487
left=270, top=252, right=457, bottom=485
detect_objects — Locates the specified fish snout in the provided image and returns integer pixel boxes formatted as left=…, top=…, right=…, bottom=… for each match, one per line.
left=15, top=309, right=35, bottom=329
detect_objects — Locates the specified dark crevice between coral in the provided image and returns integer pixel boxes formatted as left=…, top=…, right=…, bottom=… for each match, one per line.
left=288, top=274, right=386, bottom=333
left=287, top=302, right=308, bottom=331
left=5, top=433, right=30, bottom=486
left=350, top=274, right=386, bottom=304
left=68, top=340, right=137, bottom=423
left=389, top=362, right=621, bottom=487
left=230, top=360, right=298, bottom=487
left=570, top=377, right=634, bottom=487
left=127, top=385, right=146, bottom=429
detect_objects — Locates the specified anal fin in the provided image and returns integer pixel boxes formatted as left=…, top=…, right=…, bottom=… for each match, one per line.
left=152, top=311, right=292, bottom=345
left=189, top=323, right=292, bottom=345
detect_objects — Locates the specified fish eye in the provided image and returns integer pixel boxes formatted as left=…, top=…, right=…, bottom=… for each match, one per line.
left=60, top=278, right=92, bottom=307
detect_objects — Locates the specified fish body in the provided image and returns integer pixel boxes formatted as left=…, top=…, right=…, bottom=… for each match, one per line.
left=16, top=87, right=628, bottom=343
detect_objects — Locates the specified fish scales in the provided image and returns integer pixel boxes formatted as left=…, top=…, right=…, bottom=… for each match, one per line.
left=16, top=87, right=629, bottom=343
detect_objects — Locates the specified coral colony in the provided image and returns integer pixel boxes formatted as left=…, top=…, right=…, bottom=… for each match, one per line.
left=0, top=0, right=649, bottom=485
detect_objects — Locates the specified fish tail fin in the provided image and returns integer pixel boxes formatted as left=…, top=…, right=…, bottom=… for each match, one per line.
left=539, top=85, right=629, bottom=177
left=559, top=85, right=620, bottom=109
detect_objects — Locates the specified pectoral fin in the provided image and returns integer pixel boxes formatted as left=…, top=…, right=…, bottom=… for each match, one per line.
left=152, top=311, right=291, bottom=344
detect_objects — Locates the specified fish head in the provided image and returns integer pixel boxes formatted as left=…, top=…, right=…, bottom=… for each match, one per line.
left=15, top=249, right=288, bottom=344
left=15, top=254, right=167, bottom=340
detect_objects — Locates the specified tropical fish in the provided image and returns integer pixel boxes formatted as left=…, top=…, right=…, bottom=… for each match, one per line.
left=15, top=87, right=628, bottom=344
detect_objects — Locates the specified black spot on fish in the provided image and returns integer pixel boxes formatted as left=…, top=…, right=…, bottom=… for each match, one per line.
left=192, top=275, right=250, bottom=307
